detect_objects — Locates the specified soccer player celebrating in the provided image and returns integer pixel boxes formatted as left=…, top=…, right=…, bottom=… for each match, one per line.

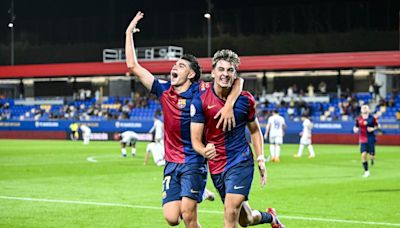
left=125, top=12, right=243, bottom=227
left=264, top=110, right=286, bottom=162
left=294, top=114, right=315, bottom=158
left=353, top=105, right=379, bottom=178
left=191, top=49, right=284, bottom=228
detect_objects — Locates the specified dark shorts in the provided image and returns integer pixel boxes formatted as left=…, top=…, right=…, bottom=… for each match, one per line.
left=211, top=159, right=254, bottom=203
left=360, top=142, right=375, bottom=155
left=162, top=161, right=207, bottom=205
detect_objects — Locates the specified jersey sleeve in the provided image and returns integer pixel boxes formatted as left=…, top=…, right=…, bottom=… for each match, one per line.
left=198, top=81, right=211, bottom=95
left=190, top=95, right=205, bottom=123
left=246, top=93, right=257, bottom=122
left=372, top=116, right=378, bottom=127
left=151, top=79, right=171, bottom=98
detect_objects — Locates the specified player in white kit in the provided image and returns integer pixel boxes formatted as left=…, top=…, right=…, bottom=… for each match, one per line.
left=145, top=111, right=166, bottom=166
left=149, top=111, right=164, bottom=146
left=79, top=124, right=91, bottom=145
left=264, top=110, right=286, bottom=162
left=144, top=141, right=165, bottom=166
left=294, top=115, right=315, bottom=158
left=120, top=130, right=139, bottom=157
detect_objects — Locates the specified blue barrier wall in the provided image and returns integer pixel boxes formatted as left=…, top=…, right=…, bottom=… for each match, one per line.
left=0, top=120, right=399, bottom=134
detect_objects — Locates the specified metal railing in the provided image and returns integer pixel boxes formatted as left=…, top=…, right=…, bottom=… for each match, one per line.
left=103, top=46, right=183, bottom=63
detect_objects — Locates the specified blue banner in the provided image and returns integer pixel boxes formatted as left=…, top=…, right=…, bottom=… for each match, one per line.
left=0, top=120, right=399, bottom=134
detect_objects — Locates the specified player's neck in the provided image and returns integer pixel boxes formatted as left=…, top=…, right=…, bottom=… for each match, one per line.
left=213, top=84, right=231, bottom=100
left=173, top=80, right=192, bottom=94
left=361, top=113, right=369, bottom=118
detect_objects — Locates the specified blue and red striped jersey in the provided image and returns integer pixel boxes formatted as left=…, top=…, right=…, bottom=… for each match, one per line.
left=191, top=85, right=256, bottom=174
left=151, top=79, right=209, bottom=164
left=355, top=114, right=378, bottom=143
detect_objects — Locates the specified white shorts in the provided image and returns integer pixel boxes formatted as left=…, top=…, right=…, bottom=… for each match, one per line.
left=269, top=136, right=283, bottom=144
left=121, top=137, right=136, bottom=145
left=300, top=137, right=311, bottom=145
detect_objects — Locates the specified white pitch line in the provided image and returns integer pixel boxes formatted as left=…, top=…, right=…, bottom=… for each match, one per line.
left=1, top=195, right=399, bottom=227
left=86, top=156, right=97, bottom=163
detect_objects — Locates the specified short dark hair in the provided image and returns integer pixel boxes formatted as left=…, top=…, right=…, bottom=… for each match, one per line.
left=272, top=109, right=279, bottom=114
left=181, top=54, right=201, bottom=82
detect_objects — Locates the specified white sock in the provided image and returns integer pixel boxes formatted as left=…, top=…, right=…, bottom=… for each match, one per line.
left=270, top=145, right=275, bottom=158
left=131, top=148, right=136, bottom=155
left=121, top=148, right=127, bottom=155
left=308, top=145, right=315, bottom=156
left=276, top=145, right=281, bottom=158
left=298, top=144, right=304, bottom=156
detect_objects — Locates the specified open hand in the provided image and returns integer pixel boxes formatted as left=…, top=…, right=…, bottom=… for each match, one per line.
left=126, top=11, right=144, bottom=34
left=214, top=105, right=235, bottom=131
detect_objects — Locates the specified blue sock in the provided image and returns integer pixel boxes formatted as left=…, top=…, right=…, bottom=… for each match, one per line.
left=259, top=211, right=273, bottom=224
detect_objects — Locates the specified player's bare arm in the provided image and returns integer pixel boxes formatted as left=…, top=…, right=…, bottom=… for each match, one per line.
left=247, top=119, right=267, bottom=186
left=214, top=77, right=244, bottom=131
left=125, top=11, right=154, bottom=90
left=191, top=122, right=216, bottom=159
left=264, top=124, right=270, bottom=140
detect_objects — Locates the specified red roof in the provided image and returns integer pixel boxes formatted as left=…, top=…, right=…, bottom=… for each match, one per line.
left=0, top=51, right=399, bottom=78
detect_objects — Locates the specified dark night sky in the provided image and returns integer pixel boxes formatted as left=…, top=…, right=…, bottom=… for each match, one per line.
left=0, top=0, right=399, bottom=64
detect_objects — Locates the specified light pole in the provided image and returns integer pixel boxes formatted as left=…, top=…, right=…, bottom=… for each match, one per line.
left=204, top=13, right=211, bottom=57
left=8, top=0, right=15, bottom=65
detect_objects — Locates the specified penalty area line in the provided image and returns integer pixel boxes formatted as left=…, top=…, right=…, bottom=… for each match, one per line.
left=0, top=195, right=399, bottom=227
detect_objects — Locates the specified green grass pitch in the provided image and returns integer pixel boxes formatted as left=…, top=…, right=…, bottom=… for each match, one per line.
left=0, top=139, right=399, bottom=227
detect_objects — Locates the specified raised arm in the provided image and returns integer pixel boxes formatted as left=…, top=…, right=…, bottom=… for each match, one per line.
left=125, top=11, right=154, bottom=90
left=247, top=118, right=267, bottom=186
left=214, top=77, right=244, bottom=131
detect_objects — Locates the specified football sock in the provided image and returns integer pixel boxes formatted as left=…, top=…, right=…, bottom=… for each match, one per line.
left=269, top=145, right=275, bottom=159
left=121, top=148, right=127, bottom=156
left=362, top=161, right=368, bottom=171
left=131, top=148, right=136, bottom=155
left=276, top=145, right=281, bottom=158
left=259, top=211, right=273, bottom=224
left=297, top=145, right=304, bottom=156
left=308, top=145, right=315, bottom=157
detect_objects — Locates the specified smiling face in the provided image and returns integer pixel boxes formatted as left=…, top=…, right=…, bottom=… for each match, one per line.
left=169, top=58, right=195, bottom=87
left=212, top=60, right=237, bottom=89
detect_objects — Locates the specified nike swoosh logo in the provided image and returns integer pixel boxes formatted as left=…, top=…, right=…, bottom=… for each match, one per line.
left=190, top=189, right=200, bottom=194
left=207, top=105, right=216, bottom=109
left=233, top=185, right=245, bottom=190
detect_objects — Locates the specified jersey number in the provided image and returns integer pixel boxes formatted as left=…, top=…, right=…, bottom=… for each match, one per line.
left=273, top=120, right=280, bottom=129
left=163, top=176, right=171, bottom=190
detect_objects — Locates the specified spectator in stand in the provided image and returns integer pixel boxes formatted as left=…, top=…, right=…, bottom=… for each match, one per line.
left=318, top=81, right=327, bottom=94
left=307, top=83, right=315, bottom=97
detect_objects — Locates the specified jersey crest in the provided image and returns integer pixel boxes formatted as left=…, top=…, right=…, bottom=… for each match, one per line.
left=178, top=99, right=186, bottom=109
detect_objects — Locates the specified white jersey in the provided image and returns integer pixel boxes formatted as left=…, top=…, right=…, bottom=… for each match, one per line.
left=146, top=142, right=165, bottom=166
left=80, top=125, right=91, bottom=134
left=302, top=118, right=313, bottom=138
left=121, top=131, right=139, bottom=143
left=267, top=114, right=286, bottom=137
left=149, top=119, right=164, bottom=141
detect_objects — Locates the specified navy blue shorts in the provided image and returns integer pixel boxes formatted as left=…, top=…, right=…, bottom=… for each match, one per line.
left=162, top=161, right=208, bottom=205
left=360, top=142, right=375, bottom=155
left=211, top=159, right=254, bottom=203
